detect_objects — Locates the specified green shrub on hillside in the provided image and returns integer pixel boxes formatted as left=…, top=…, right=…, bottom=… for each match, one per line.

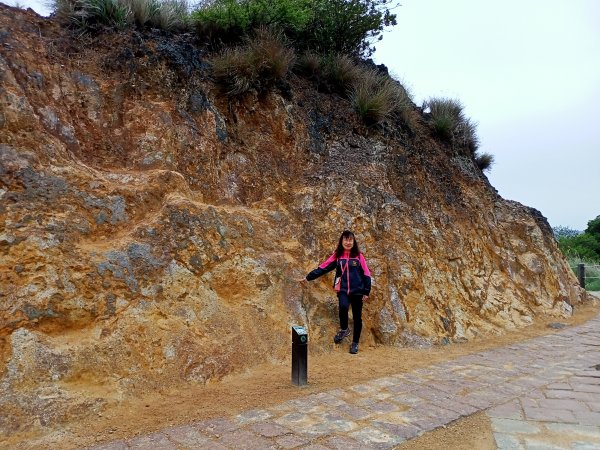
left=192, top=0, right=312, bottom=44
left=299, top=0, right=397, bottom=57
left=192, top=0, right=397, bottom=57
left=212, top=27, right=295, bottom=95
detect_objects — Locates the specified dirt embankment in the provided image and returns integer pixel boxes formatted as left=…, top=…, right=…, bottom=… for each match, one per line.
left=0, top=4, right=587, bottom=443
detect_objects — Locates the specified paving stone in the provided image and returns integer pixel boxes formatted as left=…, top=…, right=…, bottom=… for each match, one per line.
left=302, top=419, right=359, bottom=437
left=427, top=381, right=465, bottom=396
left=441, top=399, right=479, bottom=417
left=571, top=377, right=600, bottom=386
left=349, top=383, right=379, bottom=395
left=313, top=392, right=347, bottom=406
left=371, top=392, right=393, bottom=401
left=314, top=410, right=350, bottom=422
left=487, top=400, right=524, bottom=420
left=336, top=404, right=371, bottom=420
left=355, top=396, right=378, bottom=407
left=236, top=409, right=273, bottom=424
left=386, top=393, right=424, bottom=406
left=216, top=429, right=276, bottom=449
left=86, top=441, right=128, bottom=450
left=365, top=401, right=400, bottom=414
left=404, top=414, right=446, bottom=433
left=398, top=374, right=426, bottom=385
left=586, top=401, right=600, bottom=412
left=275, top=434, right=310, bottom=449
left=456, top=392, right=494, bottom=409
left=411, top=387, right=451, bottom=403
left=275, top=412, right=318, bottom=427
left=574, top=410, right=600, bottom=426
left=372, top=421, right=421, bottom=441
left=127, top=432, right=176, bottom=450
left=326, top=388, right=347, bottom=397
left=163, top=424, right=213, bottom=446
left=490, top=418, right=541, bottom=434
left=299, top=445, right=331, bottom=450
left=571, top=383, right=600, bottom=394
left=348, top=426, right=405, bottom=449
left=572, top=442, right=600, bottom=450
left=247, top=421, right=291, bottom=437
left=493, top=432, right=525, bottom=450
left=522, top=437, right=569, bottom=450
left=325, top=435, right=371, bottom=450
left=370, top=377, right=403, bottom=388
left=195, top=441, right=229, bottom=450
left=545, top=422, right=600, bottom=438
left=520, top=398, right=540, bottom=409
left=428, top=405, right=462, bottom=423
left=544, top=389, right=599, bottom=401
left=194, top=418, right=239, bottom=437
left=538, top=398, right=591, bottom=412
left=523, top=406, right=577, bottom=423
left=546, top=382, right=573, bottom=390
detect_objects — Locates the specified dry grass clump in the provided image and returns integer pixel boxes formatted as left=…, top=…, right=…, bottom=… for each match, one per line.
left=295, top=52, right=321, bottom=78
left=426, top=97, right=479, bottom=153
left=212, top=27, right=295, bottom=95
left=474, top=151, right=494, bottom=172
left=349, top=70, right=411, bottom=125
left=321, top=54, right=362, bottom=94
left=51, top=0, right=189, bottom=31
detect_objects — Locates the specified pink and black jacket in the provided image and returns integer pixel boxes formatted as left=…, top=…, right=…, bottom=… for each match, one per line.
left=306, top=250, right=371, bottom=296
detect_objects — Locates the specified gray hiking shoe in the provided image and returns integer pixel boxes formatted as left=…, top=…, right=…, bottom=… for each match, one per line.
left=349, top=342, right=359, bottom=354
left=334, top=328, right=351, bottom=344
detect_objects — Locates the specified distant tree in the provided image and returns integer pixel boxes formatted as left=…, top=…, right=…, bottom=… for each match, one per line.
left=552, top=225, right=582, bottom=239
left=586, top=215, right=600, bottom=237
left=556, top=215, right=600, bottom=261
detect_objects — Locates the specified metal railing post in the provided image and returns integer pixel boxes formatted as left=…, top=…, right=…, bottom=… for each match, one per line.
left=577, top=263, right=586, bottom=288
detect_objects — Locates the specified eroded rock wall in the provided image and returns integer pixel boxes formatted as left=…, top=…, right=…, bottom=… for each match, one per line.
left=0, top=5, right=584, bottom=433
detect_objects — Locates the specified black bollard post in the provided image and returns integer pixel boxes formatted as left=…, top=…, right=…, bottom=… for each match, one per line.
left=578, top=263, right=586, bottom=288
left=291, top=326, right=308, bottom=386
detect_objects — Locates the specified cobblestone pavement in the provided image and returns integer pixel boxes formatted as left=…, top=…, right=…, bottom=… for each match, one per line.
left=87, top=314, right=600, bottom=450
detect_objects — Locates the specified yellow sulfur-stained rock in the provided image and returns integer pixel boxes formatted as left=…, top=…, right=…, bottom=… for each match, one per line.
left=0, top=4, right=586, bottom=435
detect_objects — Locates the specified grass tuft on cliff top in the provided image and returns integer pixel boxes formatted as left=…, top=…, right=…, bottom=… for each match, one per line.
left=212, top=27, right=295, bottom=95
left=425, top=97, right=480, bottom=155
left=52, top=0, right=189, bottom=31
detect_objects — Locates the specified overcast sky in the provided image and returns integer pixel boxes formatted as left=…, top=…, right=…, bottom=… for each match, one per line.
left=373, top=0, right=600, bottom=231
left=3, top=0, right=599, bottom=230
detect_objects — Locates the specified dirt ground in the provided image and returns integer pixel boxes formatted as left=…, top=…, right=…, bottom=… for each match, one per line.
left=9, top=298, right=600, bottom=450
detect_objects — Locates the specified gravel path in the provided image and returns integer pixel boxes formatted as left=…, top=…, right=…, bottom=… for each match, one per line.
left=87, top=313, right=600, bottom=450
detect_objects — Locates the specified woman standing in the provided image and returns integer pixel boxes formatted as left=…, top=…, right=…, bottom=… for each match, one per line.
left=299, top=230, right=371, bottom=354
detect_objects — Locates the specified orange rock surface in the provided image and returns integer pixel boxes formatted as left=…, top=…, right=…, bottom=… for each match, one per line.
left=0, top=5, right=585, bottom=435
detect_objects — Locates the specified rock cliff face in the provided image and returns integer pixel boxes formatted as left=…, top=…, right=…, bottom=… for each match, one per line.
left=0, top=5, right=585, bottom=434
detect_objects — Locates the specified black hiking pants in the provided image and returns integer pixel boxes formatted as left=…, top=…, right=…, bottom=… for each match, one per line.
left=338, top=292, right=364, bottom=344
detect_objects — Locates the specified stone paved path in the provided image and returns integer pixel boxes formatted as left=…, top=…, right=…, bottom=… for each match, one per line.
left=87, top=314, right=600, bottom=450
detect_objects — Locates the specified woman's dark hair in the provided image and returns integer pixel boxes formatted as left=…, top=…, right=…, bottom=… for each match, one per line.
left=335, top=230, right=360, bottom=258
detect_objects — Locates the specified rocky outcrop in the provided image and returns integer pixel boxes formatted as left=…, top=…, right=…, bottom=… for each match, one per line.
left=0, top=5, right=585, bottom=434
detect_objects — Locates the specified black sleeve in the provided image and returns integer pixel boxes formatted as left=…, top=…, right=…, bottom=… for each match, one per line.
left=306, top=259, right=337, bottom=281
left=362, top=275, right=371, bottom=296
